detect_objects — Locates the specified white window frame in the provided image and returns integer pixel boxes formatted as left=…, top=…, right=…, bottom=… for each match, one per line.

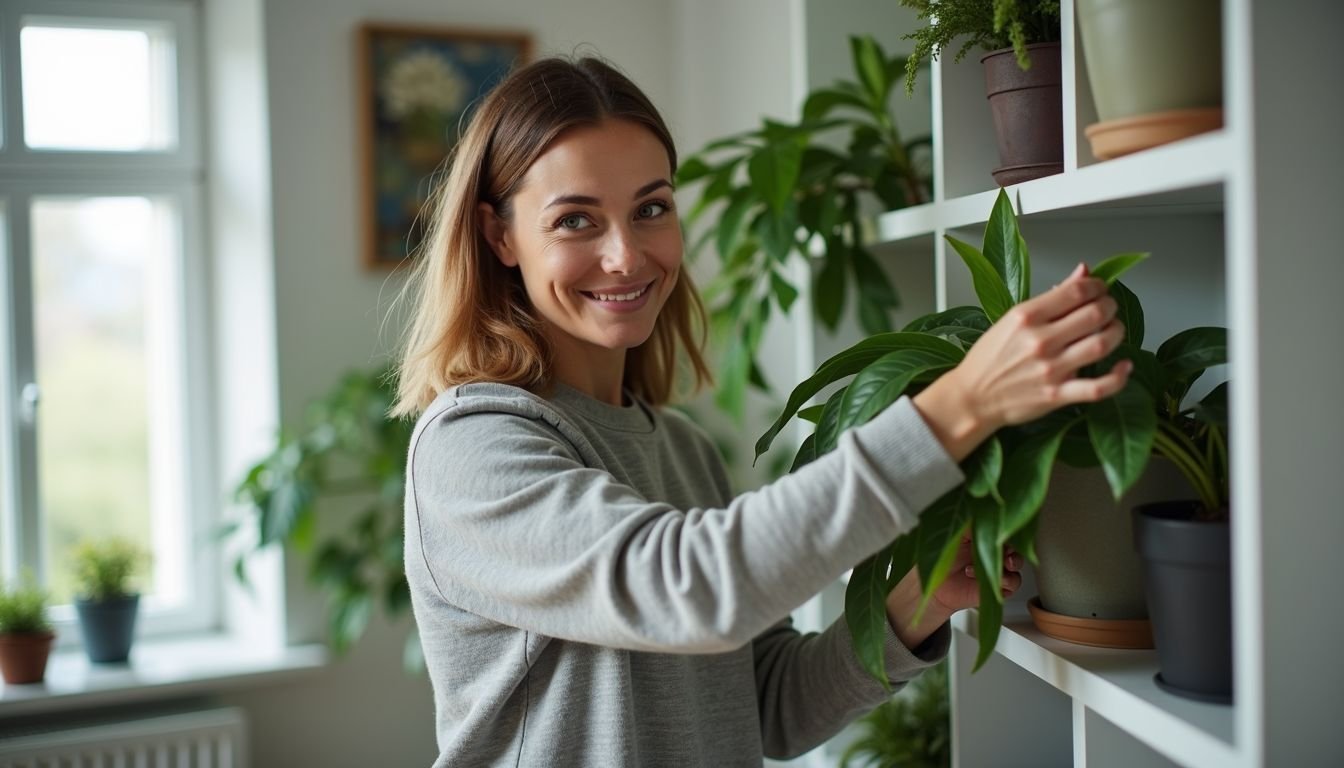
left=0, top=0, right=217, bottom=642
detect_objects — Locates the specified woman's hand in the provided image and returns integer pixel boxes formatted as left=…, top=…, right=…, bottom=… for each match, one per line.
left=913, top=263, right=1132, bottom=462
left=884, top=534, right=1024, bottom=650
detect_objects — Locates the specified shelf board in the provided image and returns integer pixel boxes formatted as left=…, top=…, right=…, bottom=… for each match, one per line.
left=876, top=130, right=1232, bottom=243
left=955, top=610, right=1242, bottom=768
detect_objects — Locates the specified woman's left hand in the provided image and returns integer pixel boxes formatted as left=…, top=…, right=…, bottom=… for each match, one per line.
left=883, top=532, right=1023, bottom=650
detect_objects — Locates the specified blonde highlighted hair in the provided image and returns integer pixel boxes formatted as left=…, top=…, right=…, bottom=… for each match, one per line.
left=391, top=57, right=711, bottom=418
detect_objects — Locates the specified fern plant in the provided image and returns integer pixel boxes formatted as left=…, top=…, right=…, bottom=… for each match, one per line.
left=757, top=189, right=1228, bottom=679
left=0, top=573, right=52, bottom=635
left=899, top=0, right=1062, bottom=93
left=840, top=660, right=950, bottom=768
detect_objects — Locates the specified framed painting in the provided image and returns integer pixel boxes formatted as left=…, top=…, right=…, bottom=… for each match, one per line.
left=358, top=23, right=531, bottom=269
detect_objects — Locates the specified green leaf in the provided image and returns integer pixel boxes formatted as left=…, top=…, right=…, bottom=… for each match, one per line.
left=790, top=433, right=818, bottom=472
left=715, top=188, right=756, bottom=262
left=797, top=404, right=826, bottom=424
left=847, top=546, right=896, bottom=689
left=945, top=235, right=1014, bottom=322
left=814, top=242, right=848, bottom=330
left=1157, top=327, right=1228, bottom=383
left=1192, top=381, right=1229, bottom=427
left=1091, top=252, right=1150, bottom=285
left=982, top=189, right=1029, bottom=303
left=675, top=156, right=715, bottom=185
left=715, top=339, right=751, bottom=420
left=754, top=203, right=797, bottom=265
left=836, top=349, right=961, bottom=434
left=756, top=333, right=966, bottom=459
left=385, top=574, right=411, bottom=615
left=814, top=386, right=850, bottom=455
left=331, top=591, right=373, bottom=654
left=971, top=494, right=1005, bottom=671
left=1109, top=280, right=1145, bottom=348
left=748, top=142, right=803, bottom=214
left=403, top=630, right=425, bottom=675
left=851, top=246, right=900, bottom=309
left=999, top=416, right=1077, bottom=542
left=1087, top=382, right=1158, bottom=500
left=850, top=35, right=888, bottom=108
left=903, top=306, right=991, bottom=334
left=915, top=492, right=972, bottom=621
left=770, top=271, right=799, bottom=312
left=802, top=87, right=872, bottom=121
left=964, top=437, right=1003, bottom=502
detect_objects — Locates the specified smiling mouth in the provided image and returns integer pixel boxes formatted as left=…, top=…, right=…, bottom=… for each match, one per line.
left=581, top=281, right=654, bottom=302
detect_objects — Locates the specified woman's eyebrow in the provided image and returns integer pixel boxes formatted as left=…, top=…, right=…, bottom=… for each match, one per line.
left=543, top=179, right=672, bottom=210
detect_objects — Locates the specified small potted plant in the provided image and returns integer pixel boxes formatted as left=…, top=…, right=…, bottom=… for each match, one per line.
left=899, top=0, right=1063, bottom=185
left=0, top=573, right=55, bottom=684
left=72, top=538, right=147, bottom=663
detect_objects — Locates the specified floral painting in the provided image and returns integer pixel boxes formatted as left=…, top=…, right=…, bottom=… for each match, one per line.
left=360, top=24, right=531, bottom=268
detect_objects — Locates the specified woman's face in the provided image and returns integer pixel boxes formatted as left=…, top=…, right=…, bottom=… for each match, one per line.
left=482, top=118, right=682, bottom=364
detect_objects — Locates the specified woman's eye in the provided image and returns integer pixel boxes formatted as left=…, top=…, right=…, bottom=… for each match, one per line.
left=638, top=201, right=668, bottom=219
left=557, top=214, right=592, bottom=230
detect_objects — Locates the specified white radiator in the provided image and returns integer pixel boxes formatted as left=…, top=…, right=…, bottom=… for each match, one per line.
left=0, top=707, right=247, bottom=768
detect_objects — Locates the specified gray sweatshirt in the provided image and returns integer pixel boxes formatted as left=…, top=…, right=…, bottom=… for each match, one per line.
left=404, top=381, right=965, bottom=767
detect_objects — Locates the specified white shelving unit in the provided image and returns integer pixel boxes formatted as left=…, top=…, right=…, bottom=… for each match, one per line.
left=831, top=0, right=1342, bottom=765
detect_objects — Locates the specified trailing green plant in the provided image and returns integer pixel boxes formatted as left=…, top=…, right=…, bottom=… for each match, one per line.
left=677, top=36, right=933, bottom=419
left=73, top=538, right=147, bottom=602
left=839, top=660, right=950, bottom=768
left=756, top=188, right=1228, bottom=681
left=231, top=366, right=418, bottom=667
left=0, top=572, right=52, bottom=635
left=899, top=0, right=1062, bottom=94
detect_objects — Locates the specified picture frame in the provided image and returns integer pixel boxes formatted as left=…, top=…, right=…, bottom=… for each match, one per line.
left=358, top=23, right=532, bottom=269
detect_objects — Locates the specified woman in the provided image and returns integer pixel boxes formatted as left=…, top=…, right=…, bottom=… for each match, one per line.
left=393, top=57, right=1129, bottom=767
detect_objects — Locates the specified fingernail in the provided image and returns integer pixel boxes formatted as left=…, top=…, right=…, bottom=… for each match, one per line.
left=964, top=565, right=975, bottom=577
left=1072, top=262, right=1086, bottom=278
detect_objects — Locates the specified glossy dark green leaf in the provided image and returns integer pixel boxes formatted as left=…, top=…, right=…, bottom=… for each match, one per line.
left=850, top=35, right=888, bottom=107
left=748, top=142, right=803, bottom=214
left=1109, top=280, right=1145, bottom=348
left=851, top=246, right=900, bottom=309
left=790, top=433, right=818, bottom=472
left=903, top=306, right=991, bottom=334
left=885, top=531, right=920, bottom=592
left=675, top=156, right=715, bottom=184
left=756, top=332, right=966, bottom=459
left=837, top=349, right=961, bottom=434
left=971, top=494, right=1005, bottom=671
left=915, top=489, right=972, bottom=616
left=1192, top=381, right=1229, bottom=428
left=1157, top=327, right=1228, bottom=383
left=814, top=386, right=850, bottom=455
left=770, top=271, right=799, bottom=313
left=857, top=300, right=891, bottom=337
left=814, top=242, right=848, bottom=330
left=964, top=436, right=1003, bottom=502
left=1087, top=381, right=1158, bottom=500
left=846, top=545, right=896, bottom=689
left=1091, top=252, right=1150, bottom=285
left=999, top=417, right=1077, bottom=543
left=945, top=235, right=1014, bottom=322
left=797, top=404, right=826, bottom=424
left=982, top=189, right=1029, bottom=304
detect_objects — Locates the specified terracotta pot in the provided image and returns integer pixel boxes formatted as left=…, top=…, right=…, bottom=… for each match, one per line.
left=1134, top=500, right=1233, bottom=704
left=0, top=630, right=56, bottom=685
left=1077, top=0, right=1223, bottom=158
left=981, top=43, right=1063, bottom=186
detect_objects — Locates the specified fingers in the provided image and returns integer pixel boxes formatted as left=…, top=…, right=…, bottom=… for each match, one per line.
left=1054, top=357, right=1133, bottom=405
left=1052, top=318, right=1125, bottom=373
left=1045, top=295, right=1119, bottom=355
left=1015, top=268, right=1107, bottom=324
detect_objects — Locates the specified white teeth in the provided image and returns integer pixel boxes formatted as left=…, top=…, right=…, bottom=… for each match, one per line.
left=591, top=285, right=648, bottom=302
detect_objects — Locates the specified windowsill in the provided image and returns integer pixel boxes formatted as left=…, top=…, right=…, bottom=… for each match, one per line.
left=0, top=634, right=327, bottom=717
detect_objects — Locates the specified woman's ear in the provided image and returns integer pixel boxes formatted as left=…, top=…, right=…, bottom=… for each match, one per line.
left=477, top=203, right=517, bottom=267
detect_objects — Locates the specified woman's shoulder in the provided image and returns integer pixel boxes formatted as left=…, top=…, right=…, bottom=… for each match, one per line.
left=412, top=381, right=594, bottom=463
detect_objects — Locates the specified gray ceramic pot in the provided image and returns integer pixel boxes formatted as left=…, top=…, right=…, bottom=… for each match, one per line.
left=1035, top=460, right=1192, bottom=620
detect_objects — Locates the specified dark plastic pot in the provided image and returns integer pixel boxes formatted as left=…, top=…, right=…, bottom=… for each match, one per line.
left=981, top=43, right=1063, bottom=186
left=0, top=631, right=55, bottom=684
left=75, top=594, right=140, bottom=663
left=1133, top=501, right=1232, bottom=703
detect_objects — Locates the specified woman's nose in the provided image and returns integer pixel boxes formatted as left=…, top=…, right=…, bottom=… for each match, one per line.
left=601, top=226, right=645, bottom=275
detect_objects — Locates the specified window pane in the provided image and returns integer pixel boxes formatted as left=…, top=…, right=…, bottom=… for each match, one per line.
left=21, top=24, right=177, bottom=151
left=0, top=203, right=9, bottom=580
left=31, top=197, right=187, bottom=609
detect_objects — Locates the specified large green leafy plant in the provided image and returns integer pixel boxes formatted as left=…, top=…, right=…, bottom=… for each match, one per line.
left=677, top=36, right=932, bottom=418
left=231, top=367, right=418, bottom=666
left=756, top=189, right=1228, bottom=679
left=899, top=0, right=1062, bottom=93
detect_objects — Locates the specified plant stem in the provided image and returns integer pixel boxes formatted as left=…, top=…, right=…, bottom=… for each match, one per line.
left=1152, top=423, right=1219, bottom=511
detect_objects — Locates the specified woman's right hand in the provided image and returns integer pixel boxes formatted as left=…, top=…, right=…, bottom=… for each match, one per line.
left=912, top=263, right=1132, bottom=462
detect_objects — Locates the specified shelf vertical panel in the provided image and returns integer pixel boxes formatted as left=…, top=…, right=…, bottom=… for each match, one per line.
left=1229, top=0, right=1344, bottom=763
left=936, top=42, right=1000, bottom=200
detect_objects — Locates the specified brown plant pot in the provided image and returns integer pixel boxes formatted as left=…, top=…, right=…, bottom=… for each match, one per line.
left=982, top=43, right=1064, bottom=186
left=0, top=630, right=56, bottom=685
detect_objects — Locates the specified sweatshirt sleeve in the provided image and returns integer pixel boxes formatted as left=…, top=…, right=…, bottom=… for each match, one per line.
left=751, top=614, right=950, bottom=759
left=407, top=394, right=963, bottom=654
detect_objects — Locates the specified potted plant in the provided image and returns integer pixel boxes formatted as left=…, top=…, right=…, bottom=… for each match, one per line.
left=72, top=538, right=147, bottom=663
left=899, top=0, right=1063, bottom=185
left=756, top=188, right=1225, bottom=683
left=677, top=35, right=932, bottom=419
left=839, top=660, right=950, bottom=768
left=1077, top=0, right=1223, bottom=159
left=0, top=573, right=55, bottom=684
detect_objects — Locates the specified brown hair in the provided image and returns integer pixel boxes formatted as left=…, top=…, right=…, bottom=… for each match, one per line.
left=391, top=57, right=711, bottom=418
